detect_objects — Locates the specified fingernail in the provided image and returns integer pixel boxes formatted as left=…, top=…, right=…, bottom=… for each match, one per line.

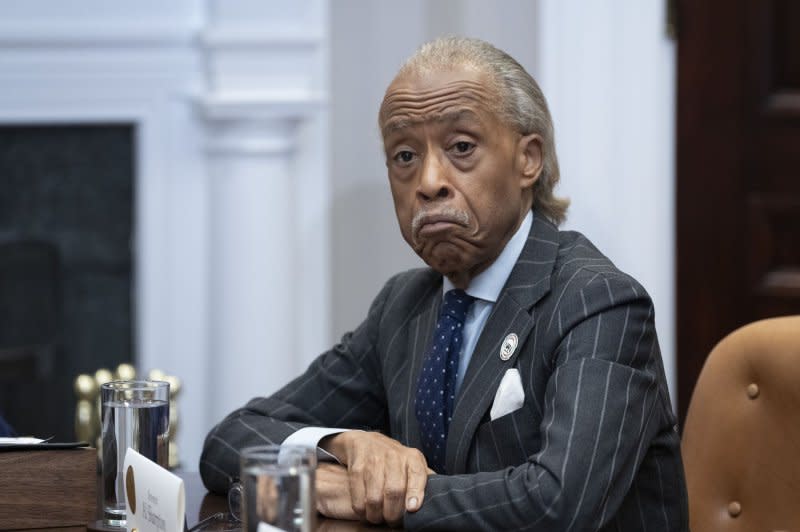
left=407, top=496, right=419, bottom=510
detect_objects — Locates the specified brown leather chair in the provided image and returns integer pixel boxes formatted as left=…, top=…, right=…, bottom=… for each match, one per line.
left=682, top=315, right=800, bottom=532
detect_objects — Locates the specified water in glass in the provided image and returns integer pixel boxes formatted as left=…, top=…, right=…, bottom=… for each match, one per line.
left=241, top=462, right=315, bottom=532
left=101, top=396, right=169, bottom=526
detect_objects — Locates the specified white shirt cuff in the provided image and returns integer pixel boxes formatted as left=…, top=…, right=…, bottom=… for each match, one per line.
left=282, top=426, right=349, bottom=463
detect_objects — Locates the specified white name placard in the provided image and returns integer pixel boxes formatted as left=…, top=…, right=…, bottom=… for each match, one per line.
left=123, top=448, right=185, bottom=532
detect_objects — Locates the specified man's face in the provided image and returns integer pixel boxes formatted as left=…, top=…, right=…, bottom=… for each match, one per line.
left=380, top=65, right=541, bottom=286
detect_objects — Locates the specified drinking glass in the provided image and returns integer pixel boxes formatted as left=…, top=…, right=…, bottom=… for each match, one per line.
left=100, top=379, right=170, bottom=527
left=230, top=445, right=317, bottom=532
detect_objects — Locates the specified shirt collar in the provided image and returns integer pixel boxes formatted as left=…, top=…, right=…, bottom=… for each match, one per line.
left=443, top=210, right=533, bottom=303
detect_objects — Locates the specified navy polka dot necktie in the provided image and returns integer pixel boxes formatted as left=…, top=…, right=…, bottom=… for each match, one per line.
left=415, top=288, right=475, bottom=473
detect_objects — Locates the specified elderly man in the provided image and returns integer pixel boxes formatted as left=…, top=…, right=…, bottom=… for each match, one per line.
left=200, top=37, right=688, bottom=530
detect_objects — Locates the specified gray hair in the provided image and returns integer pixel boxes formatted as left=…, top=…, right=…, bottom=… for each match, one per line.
left=395, top=36, right=569, bottom=225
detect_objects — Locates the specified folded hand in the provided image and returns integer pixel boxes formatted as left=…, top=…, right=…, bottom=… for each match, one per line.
left=320, top=431, right=432, bottom=526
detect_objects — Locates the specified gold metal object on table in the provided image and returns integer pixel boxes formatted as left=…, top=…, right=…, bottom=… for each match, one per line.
left=116, top=363, right=136, bottom=381
left=94, top=368, right=113, bottom=387
left=148, top=369, right=182, bottom=470
left=91, top=368, right=114, bottom=451
left=74, top=374, right=98, bottom=444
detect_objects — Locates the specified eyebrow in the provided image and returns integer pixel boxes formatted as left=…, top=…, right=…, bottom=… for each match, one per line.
left=381, top=108, right=483, bottom=136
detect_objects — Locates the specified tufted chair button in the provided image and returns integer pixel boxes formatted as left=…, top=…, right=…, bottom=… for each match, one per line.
left=728, top=501, right=741, bottom=517
left=746, top=383, right=759, bottom=399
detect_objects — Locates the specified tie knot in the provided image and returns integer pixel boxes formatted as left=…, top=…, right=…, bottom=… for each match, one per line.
left=441, top=289, right=475, bottom=324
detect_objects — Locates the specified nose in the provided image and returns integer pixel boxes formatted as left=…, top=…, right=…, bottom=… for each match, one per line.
left=417, top=153, right=452, bottom=202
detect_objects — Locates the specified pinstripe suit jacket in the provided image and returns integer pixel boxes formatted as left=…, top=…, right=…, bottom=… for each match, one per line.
left=200, top=214, right=688, bottom=531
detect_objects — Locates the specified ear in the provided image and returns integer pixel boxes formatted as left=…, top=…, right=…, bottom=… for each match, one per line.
left=516, top=133, right=543, bottom=189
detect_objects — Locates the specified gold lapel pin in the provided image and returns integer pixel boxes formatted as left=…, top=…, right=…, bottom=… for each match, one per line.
left=500, top=333, right=518, bottom=361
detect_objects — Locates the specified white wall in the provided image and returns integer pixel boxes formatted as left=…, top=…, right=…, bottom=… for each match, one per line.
left=537, top=0, right=677, bottom=404
left=330, top=0, right=677, bottom=404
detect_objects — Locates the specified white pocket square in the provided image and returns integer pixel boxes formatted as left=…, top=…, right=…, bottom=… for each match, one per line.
left=490, top=368, right=525, bottom=421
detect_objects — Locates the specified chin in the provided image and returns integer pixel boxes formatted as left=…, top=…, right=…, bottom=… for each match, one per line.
left=415, top=239, right=473, bottom=272
left=424, top=253, right=467, bottom=275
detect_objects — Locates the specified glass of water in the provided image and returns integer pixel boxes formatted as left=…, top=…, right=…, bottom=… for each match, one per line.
left=232, top=445, right=316, bottom=532
left=100, top=379, right=169, bottom=527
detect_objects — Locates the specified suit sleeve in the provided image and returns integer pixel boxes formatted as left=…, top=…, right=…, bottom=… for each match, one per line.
left=405, top=271, right=671, bottom=531
left=199, top=276, right=396, bottom=494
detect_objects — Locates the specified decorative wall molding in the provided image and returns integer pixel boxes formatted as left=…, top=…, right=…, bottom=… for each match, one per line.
left=0, top=29, right=207, bottom=470
left=198, top=28, right=323, bottom=49
left=0, top=0, right=331, bottom=470
left=199, top=0, right=331, bottom=426
left=198, top=92, right=325, bottom=121
left=0, top=23, right=194, bottom=47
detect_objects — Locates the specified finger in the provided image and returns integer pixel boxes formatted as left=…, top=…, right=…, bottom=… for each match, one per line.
left=317, top=464, right=360, bottom=521
left=363, top=458, right=385, bottom=524
left=405, top=451, right=429, bottom=512
left=382, top=456, right=407, bottom=524
left=315, top=464, right=338, bottom=516
left=348, top=461, right=367, bottom=519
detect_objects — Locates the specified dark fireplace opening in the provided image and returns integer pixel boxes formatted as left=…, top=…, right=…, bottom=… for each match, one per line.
left=0, top=124, right=134, bottom=441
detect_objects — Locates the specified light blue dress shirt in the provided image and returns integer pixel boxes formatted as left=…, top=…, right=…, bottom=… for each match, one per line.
left=442, top=210, right=532, bottom=396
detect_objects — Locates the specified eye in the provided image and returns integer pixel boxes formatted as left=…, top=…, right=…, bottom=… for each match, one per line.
left=393, top=150, right=416, bottom=164
left=451, top=141, right=476, bottom=155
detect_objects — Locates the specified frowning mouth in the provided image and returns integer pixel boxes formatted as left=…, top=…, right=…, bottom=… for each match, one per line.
left=412, top=209, right=470, bottom=239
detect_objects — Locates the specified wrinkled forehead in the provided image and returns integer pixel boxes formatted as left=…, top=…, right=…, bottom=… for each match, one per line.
left=379, top=67, right=503, bottom=136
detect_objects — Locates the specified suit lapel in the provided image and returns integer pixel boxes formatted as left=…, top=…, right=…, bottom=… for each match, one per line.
left=446, top=215, right=561, bottom=474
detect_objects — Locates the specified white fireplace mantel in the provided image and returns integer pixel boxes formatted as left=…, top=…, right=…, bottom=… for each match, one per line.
left=0, top=0, right=331, bottom=469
